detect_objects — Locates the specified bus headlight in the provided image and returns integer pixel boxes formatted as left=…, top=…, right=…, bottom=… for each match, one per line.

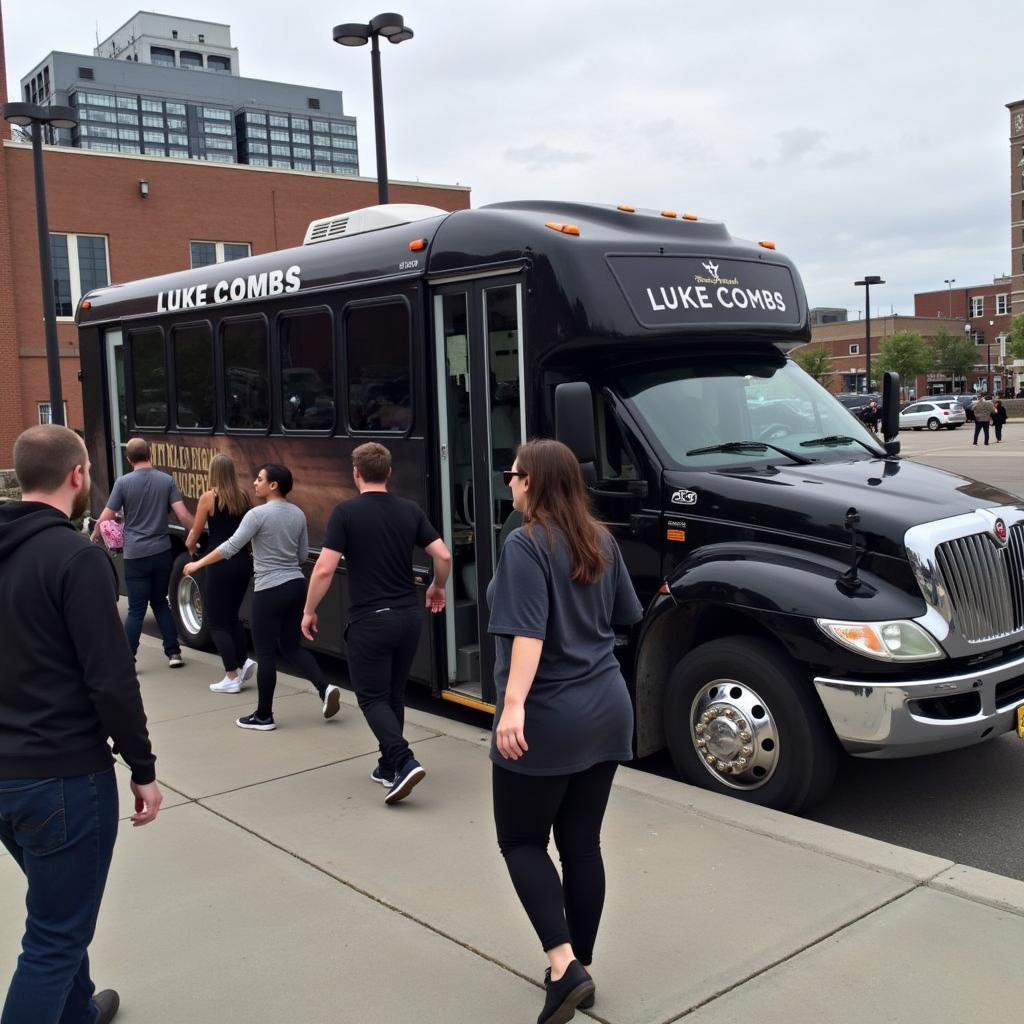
left=816, top=619, right=944, bottom=662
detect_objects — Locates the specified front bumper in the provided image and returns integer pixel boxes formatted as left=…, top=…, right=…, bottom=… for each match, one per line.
left=813, top=650, right=1024, bottom=758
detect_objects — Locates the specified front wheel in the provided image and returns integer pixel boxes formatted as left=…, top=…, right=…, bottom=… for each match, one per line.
left=663, top=636, right=838, bottom=812
left=926, top=418, right=940, bottom=431
left=169, top=551, right=213, bottom=650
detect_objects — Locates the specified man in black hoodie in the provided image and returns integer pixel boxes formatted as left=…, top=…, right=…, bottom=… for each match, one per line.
left=0, top=425, right=162, bottom=1024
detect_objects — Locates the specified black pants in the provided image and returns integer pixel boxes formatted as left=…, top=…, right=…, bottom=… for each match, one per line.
left=251, top=578, right=326, bottom=718
left=994, top=421, right=1004, bottom=441
left=493, top=760, right=618, bottom=964
left=974, top=421, right=990, bottom=445
left=204, top=557, right=251, bottom=672
left=346, top=607, right=422, bottom=774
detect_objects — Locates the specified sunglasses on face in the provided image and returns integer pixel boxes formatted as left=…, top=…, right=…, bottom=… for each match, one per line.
left=502, top=470, right=527, bottom=487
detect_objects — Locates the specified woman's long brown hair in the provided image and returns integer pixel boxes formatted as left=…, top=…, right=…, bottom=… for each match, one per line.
left=208, top=454, right=250, bottom=518
left=515, top=438, right=608, bottom=584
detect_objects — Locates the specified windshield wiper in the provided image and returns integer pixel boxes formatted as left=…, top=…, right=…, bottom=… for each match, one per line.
left=799, top=435, right=883, bottom=456
left=686, top=440, right=813, bottom=465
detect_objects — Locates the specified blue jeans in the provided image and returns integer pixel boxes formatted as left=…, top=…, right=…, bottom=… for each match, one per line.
left=124, top=549, right=180, bottom=657
left=0, top=770, right=119, bottom=1024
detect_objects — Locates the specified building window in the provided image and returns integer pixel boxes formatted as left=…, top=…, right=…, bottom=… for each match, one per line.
left=270, top=129, right=289, bottom=142
left=312, top=120, right=329, bottom=133
left=169, top=148, right=189, bottom=159
left=129, top=327, right=167, bottom=428
left=293, top=147, right=311, bottom=160
left=292, top=132, right=310, bottom=145
left=190, top=241, right=251, bottom=267
left=49, top=233, right=109, bottom=317
left=166, top=102, right=186, bottom=116
left=330, top=122, right=357, bottom=136
left=249, top=157, right=269, bottom=167
left=848, top=344, right=859, bottom=355
left=313, top=134, right=331, bottom=147
left=173, top=323, right=215, bottom=428
left=346, top=302, right=412, bottom=433
left=116, top=96, right=136, bottom=110
left=77, top=91, right=115, bottom=107
left=307, top=98, right=321, bottom=110
left=142, top=114, right=165, bottom=128
left=204, top=121, right=232, bottom=136
left=247, top=126, right=267, bottom=139
left=222, top=320, right=269, bottom=430
left=117, top=112, right=138, bottom=126
left=293, top=160, right=311, bottom=171
left=82, top=109, right=118, bottom=124
left=166, top=116, right=186, bottom=130
left=204, top=153, right=233, bottom=163
left=143, top=131, right=165, bottom=144
left=208, top=55, right=231, bottom=73
left=37, top=402, right=68, bottom=425
left=202, top=107, right=232, bottom=121
left=118, top=128, right=139, bottom=141
left=269, top=114, right=289, bottom=128
left=280, top=310, right=334, bottom=430
left=245, top=111, right=267, bottom=125
left=151, top=47, right=176, bottom=67
left=332, top=137, right=357, bottom=150
left=141, top=98, right=162, bottom=112
left=996, top=294, right=1008, bottom=316
left=180, top=51, right=203, bottom=70
left=291, top=117, right=310, bottom=130
left=204, top=137, right=234, bottom=152
left=970, top=296, right=984, bottom=318
left=270, top=144, right=291, bottom=157
left=247, top=141, right=268, bottom=154
left=78, top=67, right=95, bottom=80
left=168, top=133, right=188, bottom=147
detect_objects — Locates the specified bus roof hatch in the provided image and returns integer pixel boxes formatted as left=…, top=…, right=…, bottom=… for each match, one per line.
left=303, top=204, right=448, bottom=245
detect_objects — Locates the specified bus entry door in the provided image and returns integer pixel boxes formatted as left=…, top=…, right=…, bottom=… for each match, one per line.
left=433, top=279, right=526, bottom=708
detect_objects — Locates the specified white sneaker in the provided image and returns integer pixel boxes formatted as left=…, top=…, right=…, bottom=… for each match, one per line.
left=322, top=684, right=342, bottom=720
left=240, top=658, right=258, bottom=687
left=210, top=676, right=242, bottom=694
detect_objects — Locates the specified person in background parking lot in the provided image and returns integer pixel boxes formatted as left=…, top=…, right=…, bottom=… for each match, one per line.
left=91, top=437, right=194, bottom=668
left=992, top=398, right=1008, bottom=443
left=972, top=394, right=994, bottom=446
left=859, top=400, right=881, bottom=432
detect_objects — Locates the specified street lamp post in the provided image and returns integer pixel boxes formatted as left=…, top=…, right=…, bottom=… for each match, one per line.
left=1, top=102, right=79, bottom=427
left=854, top=275, right=885, bottom=393
left=333, top=13, right=414, bottom=206
left=943, top=278, right=955, bottom=318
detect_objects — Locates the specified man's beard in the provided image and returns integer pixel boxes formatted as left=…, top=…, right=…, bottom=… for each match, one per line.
left=71, top=485, right=89, bottom=521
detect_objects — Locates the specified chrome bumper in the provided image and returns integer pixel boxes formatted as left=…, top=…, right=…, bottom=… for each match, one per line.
left=813, top=650, right=1024, bottom=758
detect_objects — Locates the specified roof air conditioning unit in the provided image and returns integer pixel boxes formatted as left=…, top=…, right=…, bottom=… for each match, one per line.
left=303, top=204, right=447, bottom=246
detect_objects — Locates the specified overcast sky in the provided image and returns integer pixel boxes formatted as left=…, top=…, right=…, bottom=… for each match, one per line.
left=5, top=1, right=1023, bottom=315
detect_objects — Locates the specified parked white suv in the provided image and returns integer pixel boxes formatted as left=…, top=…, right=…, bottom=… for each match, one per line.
left=898, top=399, right=967, bottom=431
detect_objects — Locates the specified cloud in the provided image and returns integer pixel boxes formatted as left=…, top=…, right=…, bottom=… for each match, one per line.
left=775, top=128, right=828, bottom=163
left=503, top=143, right=594, bottom=169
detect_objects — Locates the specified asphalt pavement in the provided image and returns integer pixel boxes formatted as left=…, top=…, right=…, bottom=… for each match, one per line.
left=3, top=640, right=1024, bottom=1023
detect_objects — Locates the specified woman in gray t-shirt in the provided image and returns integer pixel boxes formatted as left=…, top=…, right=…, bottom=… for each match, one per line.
left=488, top=439, right=642, bottom=1023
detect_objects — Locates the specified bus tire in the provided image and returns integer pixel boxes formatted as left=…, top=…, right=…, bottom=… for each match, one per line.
left=169, top=551, right=213, bottom=651
left=662, top=636, right=837, bottom=812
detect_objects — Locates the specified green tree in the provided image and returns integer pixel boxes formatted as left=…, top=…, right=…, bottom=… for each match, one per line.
left=931, top=327, right=978, bottom=390
left=793, top=344, right=832, bottom=386
left=1008, top=314, right=1024, bottom=362
left=875, top=331, right=933, bottom=387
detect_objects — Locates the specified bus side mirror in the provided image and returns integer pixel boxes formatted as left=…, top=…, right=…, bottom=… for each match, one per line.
left=882, top=371, right=900, bottom=455
left=555, top=382, right=598, bottom=481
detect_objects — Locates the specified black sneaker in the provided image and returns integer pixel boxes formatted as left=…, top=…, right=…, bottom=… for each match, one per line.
left=384, top=758, right=425, bottom=804
left=537, top=960, right=594, bottom=1024
left=545, top=967, right=594, bottom=1010
left=168, top=653, right=184, bottom=668
left=370, top=765, right=394, bottom=788
left=93, top=989, right=120, bottom=1024
left=236, top=712, right=276, bottom=731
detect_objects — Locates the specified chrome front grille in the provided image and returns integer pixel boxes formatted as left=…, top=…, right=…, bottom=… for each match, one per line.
left=934, top=525, right=1024, bottom=642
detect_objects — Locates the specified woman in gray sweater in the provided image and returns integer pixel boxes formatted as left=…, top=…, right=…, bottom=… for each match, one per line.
left=184, top=463, right=341, bottom=730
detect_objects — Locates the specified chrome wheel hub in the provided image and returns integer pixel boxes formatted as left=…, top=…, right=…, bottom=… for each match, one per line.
left=177, top=574, right=203, bottom=636
left=690, top=678, right=780, bottom=790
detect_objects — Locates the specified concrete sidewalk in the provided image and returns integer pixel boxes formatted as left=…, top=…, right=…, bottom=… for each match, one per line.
left=2, top=638, right=1024, bottom=1023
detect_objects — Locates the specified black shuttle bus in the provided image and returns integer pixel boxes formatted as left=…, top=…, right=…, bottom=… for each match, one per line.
left=77, top=200, right=1024, bottom=811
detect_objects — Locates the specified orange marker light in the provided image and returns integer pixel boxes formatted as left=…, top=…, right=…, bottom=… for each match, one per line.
left=666, top=529, right=686, bottom=543
left=661, top=210, right=677, bottom=218
left=682, top=212, right=699, bottom=221
left=617, top=204, right=636, bottom=212
left=81, top=300, right=92, bottom=310
left=759, top=240, right=776, bottom=250
left=658, top=581, right=671, bottom=595
left=544, top=222, right=580, bottom=236
left=409, top=238, right=426, bottom=251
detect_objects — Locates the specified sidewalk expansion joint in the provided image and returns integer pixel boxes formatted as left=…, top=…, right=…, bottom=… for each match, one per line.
left=195, top=800, right=552, bottom=995
left=660, top=885, right=918, bottom=1023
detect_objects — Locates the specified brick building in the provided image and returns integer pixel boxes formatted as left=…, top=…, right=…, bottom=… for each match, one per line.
left=807, top=314, right=1018, bottom=400
left=0, top=9, right=470, bottom=462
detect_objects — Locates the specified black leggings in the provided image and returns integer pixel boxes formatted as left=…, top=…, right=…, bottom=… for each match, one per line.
left=492, top=761, right=618, bottom=964
left=251, top=578, right=325, bottom=718
left=204, top=558, right=251, bottom=672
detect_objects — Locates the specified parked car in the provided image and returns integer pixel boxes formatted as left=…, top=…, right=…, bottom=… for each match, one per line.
left=952, top=394, right=978, bottom=419
left=836, top=392, right=881, bottom=415
left=899, top=399, right=967, bottom=431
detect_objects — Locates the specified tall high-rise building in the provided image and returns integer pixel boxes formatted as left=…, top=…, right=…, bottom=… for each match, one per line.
left=19, top=11, right=359, bottom=176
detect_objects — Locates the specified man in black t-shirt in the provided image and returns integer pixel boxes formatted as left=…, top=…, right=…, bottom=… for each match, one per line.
left=302, top=442, right=451, bottom=804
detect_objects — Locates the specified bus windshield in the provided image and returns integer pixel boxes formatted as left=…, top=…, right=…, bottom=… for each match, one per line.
left=619, top=355, right=884, bottom=469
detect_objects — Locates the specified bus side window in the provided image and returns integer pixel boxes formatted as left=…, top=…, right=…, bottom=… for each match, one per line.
left=128, top=326, right=167, bottom=428
left=222, top=318, right=270, bottom=430
left=279, top=309, right=335, bottom=432
left=596, top=395, right=639, bottom=481
left=345, top=302, right=412, bottom=434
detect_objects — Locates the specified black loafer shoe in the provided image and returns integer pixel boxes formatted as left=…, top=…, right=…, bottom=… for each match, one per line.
left=545, top=967, right=595, bottom=1010
left=93, top=989, right=120, bottom=1024
left=538, top=960, right=595, bottom=1024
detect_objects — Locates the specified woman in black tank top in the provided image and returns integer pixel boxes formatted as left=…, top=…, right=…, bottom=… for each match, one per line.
left=186, top=455, right=255, bottom=693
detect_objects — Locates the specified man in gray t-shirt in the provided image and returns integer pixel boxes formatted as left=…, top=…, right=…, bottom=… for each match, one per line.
left=91, top=438, right=193, bottom=666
